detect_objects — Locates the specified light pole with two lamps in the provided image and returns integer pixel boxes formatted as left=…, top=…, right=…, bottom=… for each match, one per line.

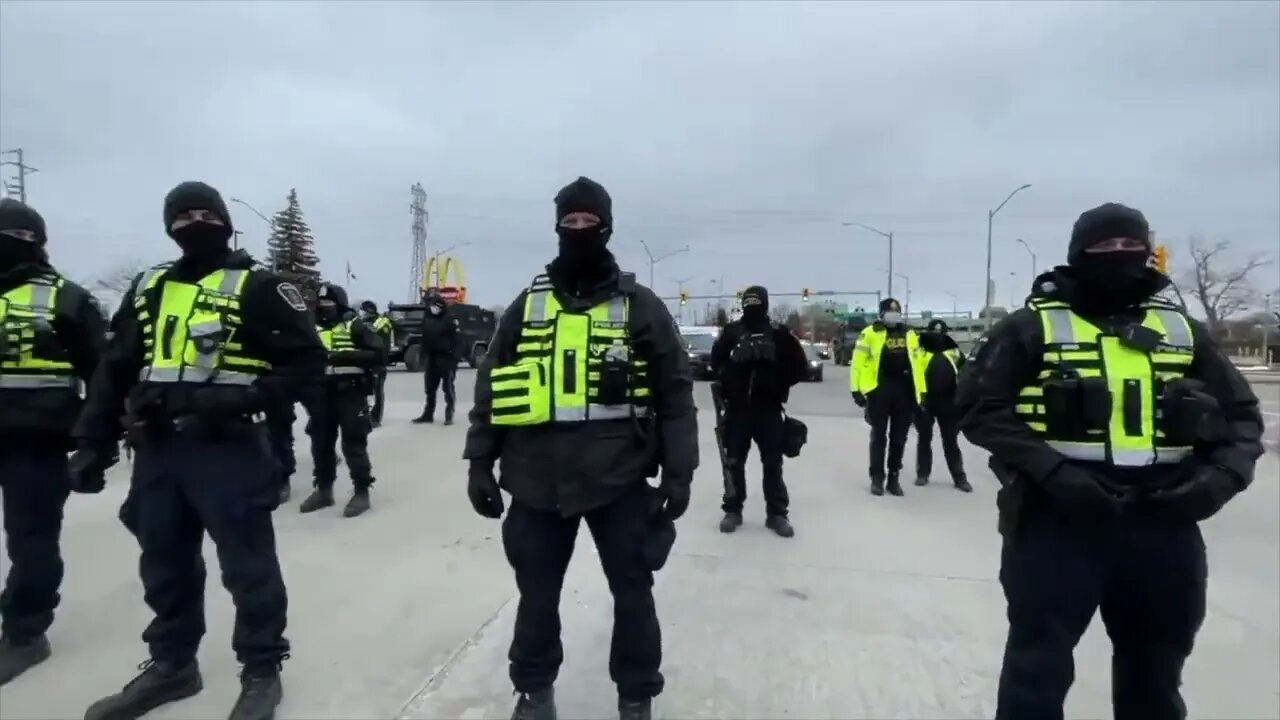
left=983, top=183, right=1032, bottom=330
left=844, top=221, right=895, bottom=298
left=639, top=240, right=689, bottom=288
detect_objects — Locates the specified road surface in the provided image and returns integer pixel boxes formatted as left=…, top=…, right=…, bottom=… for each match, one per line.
left=1, top=367, right=1276, bottom=719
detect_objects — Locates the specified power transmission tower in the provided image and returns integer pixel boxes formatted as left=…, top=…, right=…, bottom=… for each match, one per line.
left=1, top=149, right=38, bottom=202
left=409, top=183, right=428, bottom=301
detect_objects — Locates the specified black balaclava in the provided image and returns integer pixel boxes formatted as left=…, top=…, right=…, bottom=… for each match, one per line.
left=741, top=285, right=769, bottom=327
left=1067, top=203, right=1153, bottom=310
left=920, top=319, right=950, bottom=352
left=0, top=198, right=50, bottom=272
left=427, top=294, right=447, bottom=317
left=360, top=300, right=377, bottom=316
left=316, top=282, right=348, bottom=325
left=163, top=181, right=235, bottom=262
left=878, top=297, right=904, bottom=327
left=554, top=176, right=613, bottom=276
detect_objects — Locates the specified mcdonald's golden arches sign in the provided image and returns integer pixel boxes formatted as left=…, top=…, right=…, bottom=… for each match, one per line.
left=422, top=254, right=467, bottom=303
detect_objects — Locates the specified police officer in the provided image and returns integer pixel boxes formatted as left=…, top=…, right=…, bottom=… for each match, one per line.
left=298, top=283, right=385, bottom=517
left=411, top=292, right=460, bottom=425
left=913, top=318, right=972, bottom=492
left=70, top=181, right=326, bottom=719
left=710, top=285, right=808, bottom=537
left=463, top=176, right=697, bottom=720
left=359, top=300, right=393, bottom=427
left=0, top=199, right=106, bottom=685
left=957, top=203, right=1265, bottom=720
left=850, top=297, right=923, bottom=496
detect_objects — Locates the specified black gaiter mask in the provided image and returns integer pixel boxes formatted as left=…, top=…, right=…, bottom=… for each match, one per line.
left=171, top=222, right=232, bottom=262
left=556, top=226, right=609, bottom=275
left=1072, top=253, right=1152, bottom=311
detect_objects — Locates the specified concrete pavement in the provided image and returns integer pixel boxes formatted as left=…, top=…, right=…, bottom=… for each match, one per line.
left=1, top=369, right=1277, bottom=719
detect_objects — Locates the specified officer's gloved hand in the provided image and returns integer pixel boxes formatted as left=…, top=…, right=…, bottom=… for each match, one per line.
left=1039, top=463, right=1123, bottom=520
left=656, top=476, right=692, bottom=521
left=67, top=441, right=119, bottom=494
left=851, top=391, right=866, bottom=408
left=1146, top=464, right=1242, bottom=524
left=466, top=460, right=504, bottom=519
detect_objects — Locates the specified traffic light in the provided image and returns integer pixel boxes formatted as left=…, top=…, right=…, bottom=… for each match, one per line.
left=1152, top=244, right=1169, bottom=274
left=801, top=288, right=810, bottom=302
left=679, top=289, right=688, bottom=305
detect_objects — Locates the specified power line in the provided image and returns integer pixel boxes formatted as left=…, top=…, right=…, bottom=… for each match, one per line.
left=1, top=148, right=38, bottom=203
left=409, top=183, right=428, bottom=302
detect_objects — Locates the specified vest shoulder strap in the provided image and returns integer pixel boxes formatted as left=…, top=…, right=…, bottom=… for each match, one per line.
left=1140, top=297, right=1183, bottom=312
left=618, top=272, right=637, bottom=294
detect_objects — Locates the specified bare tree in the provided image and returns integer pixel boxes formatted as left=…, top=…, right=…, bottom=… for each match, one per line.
left=91, top=259, right=150, bottom=297
left=1177, top=237, right=1270, bottom=333
left=769, top=302, right=794, bottom=325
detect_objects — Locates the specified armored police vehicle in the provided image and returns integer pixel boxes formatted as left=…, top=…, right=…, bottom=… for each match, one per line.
left=385, top=301, right=496, bottom=371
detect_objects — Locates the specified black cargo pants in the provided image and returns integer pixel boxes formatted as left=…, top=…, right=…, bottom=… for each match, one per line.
left=503, top=483, right=663, bottom=702
left=914, top=402, right=966, bottom=481
left=121, top=426, right=289, bottom=671
left=307, top=383, right=374, bottom=489
left=0, top=450, right=71, bottom=642
left=422, top=352, right=456, bottom=418
left=264, top=401, right=296, bottom=490
left=720, top=408, right=789, bottom=518
left=370, top=368, right=387, bottom=424
left=866, top=382, right=914, bottom=478
left=996, top=502, right=1207, bottom=720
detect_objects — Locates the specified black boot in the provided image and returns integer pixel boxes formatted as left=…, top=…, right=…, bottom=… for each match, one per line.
left=718, top=511, right=743, bottom=533
left=343, top=488, right=371, bottom=518
left=870, top=475, right=885, bottom=496
left=84, top=659, right=203, bottom=720
left=886, top=473, right=904, bottom=496
left=619, top=697, right=652, bottom=720
left=443, top=407, right=454, bottom=425
left=511, top=687, right=556, bottom=720
left=277, top=484, right=291, bottom=505
left=412, top=407, right=434, bottom=424
left=228, top=666, right=283, bottom=720
left=298, top=487, right=334, bottom=513
left=954, top=476, right=973, bottom=493
left=765, top=516, right=795, bottom=538
left=915, top=475, right=929, bottom=486
left=0, top=634, right=51, bottom=686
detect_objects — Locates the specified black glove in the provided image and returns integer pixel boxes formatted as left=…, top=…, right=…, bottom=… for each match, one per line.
left=466, top=460, right=504, bottom=519
left=851, top=391, right=866, bottom=408
left=67, top=442, right=119, bottom=494
left=1038, top=463, right=1124, bottom=520
left=1145, top=464, right=1242, bottom=524
left=656, top=476, right=691, bottom=521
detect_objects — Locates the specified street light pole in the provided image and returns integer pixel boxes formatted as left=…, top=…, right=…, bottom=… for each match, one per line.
left=639, top=239, right=690, bottom=288
left=894, top=272, right=910, bottom=318
left=229, top=197, right=278, bottom=271
left=984, top=183, right=1032, bottom=331
left=843, top=221, right=895, bottom=298
left=944, top=290, right=958, bottom=319
left=1016, top=237, right=1038, bottom=278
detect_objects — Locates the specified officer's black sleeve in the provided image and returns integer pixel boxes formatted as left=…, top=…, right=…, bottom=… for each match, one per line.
left=52, top=280, right=108, bottom=383
left=239, top=273, right=326, bottom=406
left=73, top=282, right=144, bottom=444
left=463, top=291, right=527, bottom=463
left=956, top=309, right=1067, bottom=482
left=632, top=286, right=699, bottom=479
left=776, top=326, right=809, bottom=387
left=341, top=319, right=387, bottom=368
left=1185, top=318, right=1265, bottom=487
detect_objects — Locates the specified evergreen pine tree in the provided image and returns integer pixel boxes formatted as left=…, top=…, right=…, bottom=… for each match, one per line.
left=266, top=189, right=323, bottom=302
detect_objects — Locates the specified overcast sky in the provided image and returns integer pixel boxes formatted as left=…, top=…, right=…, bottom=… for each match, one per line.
left=2, top=0, right=1278, bottom=317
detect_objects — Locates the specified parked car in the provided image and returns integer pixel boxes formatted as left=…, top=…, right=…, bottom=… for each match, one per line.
left=802, top=342, right=824, bottom=382
left=681, top=329, right=718, bottom=380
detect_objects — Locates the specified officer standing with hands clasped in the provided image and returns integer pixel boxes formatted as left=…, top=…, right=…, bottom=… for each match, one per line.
left=359, top=300, right=393, bottom=428
left=710, top=285, right=808, bottom=537
left=463, top=176, right=697, bottom=720
left=958, top=203, right=1264, bottom=720
left=913, top=318, right=972, bottom=492
left=298, top=283, right=385, bottom=517
left=850, top=297, right=924, bottom=496
left=69, top=181, right=327, bottom=720
left=411, top=291, right=460, bottom=425
left=0, top=198, right=107, bottom=685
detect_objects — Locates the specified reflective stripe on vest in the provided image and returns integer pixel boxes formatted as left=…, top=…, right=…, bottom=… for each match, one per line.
left=0, top=277, right=80, bottom=391
left=319, top=320, right=364, bottom=375
left=1014, top=300, right=1195, bottom=466
left=849, top=325, right=925, bottom=402
left=491, top=275, right=651, bottom=424
left=134, top=267, right=270, bottom=385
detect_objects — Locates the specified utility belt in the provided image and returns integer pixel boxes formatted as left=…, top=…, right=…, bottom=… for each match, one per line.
left=124, top=411, right=265, bottom=448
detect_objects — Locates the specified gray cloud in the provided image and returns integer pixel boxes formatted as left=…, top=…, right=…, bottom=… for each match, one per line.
left=2, top=0, right=1277, bottom=315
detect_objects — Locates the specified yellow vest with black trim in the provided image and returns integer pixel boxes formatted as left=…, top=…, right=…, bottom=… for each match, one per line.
left=489, top=274, right=651, bottom=425
left=133, top=263, right=270, bottom=385
left=849, top=325, right=926, bottom=402
left=914, top=346, right=961, bottom=392
left=371, top=314, right=394, bottom=345
left=0, top=275, right=80, bottom=393
left=318, top=319, right=365, bottom=376
left=1014, top=298, right=1195, bottom=466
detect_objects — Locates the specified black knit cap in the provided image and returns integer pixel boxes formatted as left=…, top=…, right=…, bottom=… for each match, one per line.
left=554, top=176, right=613, bottom=228
left=1068, top=203, right=1150, bottom=265
left=879, top=297, right=901, bottom=314
left=163, top=181, right=234, bottom=233
left=742, top=285, right=768, bottom=311
left=927, top=318, right=949, bottom=332
left=0, top=197, right=48, bottom=245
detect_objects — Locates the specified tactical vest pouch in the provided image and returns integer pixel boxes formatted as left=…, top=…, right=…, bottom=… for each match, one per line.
left=30, top=318, right=69, bottom=362
left=731, top=333, right=776, bottom=364
left=184, top=316, right=227, bottom=368
left=489, top=359, right=551, bottom=426
left=597, top=346, right=631, bottom=406
left=1078, top=377, right=1111, bottom=431
left=1041, top=378, right=1084, bottom=436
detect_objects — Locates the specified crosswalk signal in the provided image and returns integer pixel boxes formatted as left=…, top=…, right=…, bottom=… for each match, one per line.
left=679, top=289, right=688, bottom=305
left=801, top=288, right=810, bottom=302
left=1152, top=244, right=1169, bottom=274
